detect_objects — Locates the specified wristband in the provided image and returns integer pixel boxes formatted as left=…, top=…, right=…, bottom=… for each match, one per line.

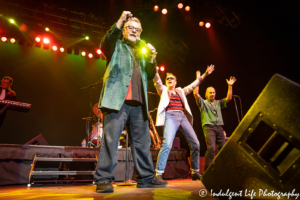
left=198, top=77, right=203, bottom=82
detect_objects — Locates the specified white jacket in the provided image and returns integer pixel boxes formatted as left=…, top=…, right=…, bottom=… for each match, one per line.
left=153, top=73, right=201, bottom=126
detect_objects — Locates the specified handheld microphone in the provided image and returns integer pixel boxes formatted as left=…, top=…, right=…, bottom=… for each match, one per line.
left=136, top=37, right=155, bottom=53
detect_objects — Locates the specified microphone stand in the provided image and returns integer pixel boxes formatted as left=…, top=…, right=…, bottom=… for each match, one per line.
left=81, top=79, right=103, bottom=147
left=117, top=132, right=136, bottom=186
left=233, top=95, right=243, bottom=124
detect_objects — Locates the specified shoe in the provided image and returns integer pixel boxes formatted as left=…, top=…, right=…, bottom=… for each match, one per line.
left=137, top=177, right=168, bottom=188
left=191, top=172, right=203, bottom=181
left=155, top=174, right=164, bottom=181
left=96, top=181, right=114, bottom=193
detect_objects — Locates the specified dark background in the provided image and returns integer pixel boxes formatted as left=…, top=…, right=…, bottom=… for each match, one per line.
left=1, top=0, right=299, bottom=156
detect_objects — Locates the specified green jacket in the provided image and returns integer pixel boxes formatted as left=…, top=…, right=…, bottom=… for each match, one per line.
left=98, top=23, right=156, bottom=117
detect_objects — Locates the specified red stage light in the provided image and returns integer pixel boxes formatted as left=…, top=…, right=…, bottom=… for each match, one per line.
left=97, top=49, right=102, bottom=54
left=52, top=46, right=57, bottom=51
left=1, top=36, right=7, bottom=42
left=178, top=3, right=183, bottom=9
left=81, top=51, right=86, bottom=57
left=185, top=6, right=190, bottom=11
left=43, top=38, right=50, bottom=44
left=199, top=21, right=204, bottom=27
left=88, top=53, right=93, bottom=58
left=162, top=9, right=167, bottom=14
left=35, top=37, right=41, bottom=42
left=60, top=47, right=65, bottom=53
left=205, top=22, right=211, bottom=28
left=9, top=38, right=16, bottom=44
left=160, top=66, right=165, bottom=72
left=154, top=5, right=159, bottom=11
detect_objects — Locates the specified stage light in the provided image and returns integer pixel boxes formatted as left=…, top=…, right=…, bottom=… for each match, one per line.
left=1, top=36, right=7, bottom=42
left=9, top=19, right=15, bottom=24
left=88, top=53, right=93, bottom=58
left=52, top=46, right=57, bottom=51
left=141, top=47, right=147, bottom=54
left=205, top=22, right=211, bottom=28
left=154, top=5, right=159, bottom=11
left=85, top=36, right=89, bottom=40
left=9, top=38, right=16, bottom=44
left=81, top=51, right=86, bottom=56
left=45, top=27, right=49, bottom=31
left=35, top=37, right=41, bottom=42
left=178, top=3, right=183, bottom=9
left=74, top=49, right=79, bottom=55
left=96, top=49, right=102, bottom=54
left=162, top=8, right=167, bottom=15
left=160, top=66, right=165, bottom=72
left=43, top=38, right=50, bottom=44
left=185, top=6, right=190, bottom=11
left=199, top=21, right=204, bottom=26
left=60, top=47, right=65, bottom=52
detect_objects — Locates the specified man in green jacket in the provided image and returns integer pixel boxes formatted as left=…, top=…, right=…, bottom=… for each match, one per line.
left=94, top=11, right=167, bottom=193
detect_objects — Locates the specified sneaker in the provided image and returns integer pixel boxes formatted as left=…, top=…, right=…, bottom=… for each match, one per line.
left=155, top=174, right=164, bottom=181
left=137, top=177, right=168, bottom=188
left=191, top=172, right=203, bottom=181
left=96, top=181, right=114, bottom=193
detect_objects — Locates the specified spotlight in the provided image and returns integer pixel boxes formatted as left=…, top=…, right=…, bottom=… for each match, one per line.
left=141, top=47, right=147, bottom=54
left=160, top=66, right=165, bottom=72
left=199, top=21, right=204, bottom=27
left=162, top=8, right=167, bottom=15
left=1, top=36, right=7, bottom=42
left=52, top=46, right=57, bottom=51
left=60, top=47, right=65, bottom=53
left=178, top=3, right=183, bottom=9
left=81, top=51, right=86, bottom=57
left=43, top=38, right=50, bottom=44
left=35, top=37, right=41, bottom=42
left=96, top=49, right=102, bottom=54
left=85, top=36, right=89, bottom=40
left=9, top=38, right=16, bottom=44
left=205, top=22, right=211, bottom=28
left=185, top=6, right=190, bottom=11
left=9, top=19, right=15, bottom=24
left=45, top=27, right=49, bottom=31
left=88, top=53, right=93, bottom=58
left=154, top=5, right=159, bottom=11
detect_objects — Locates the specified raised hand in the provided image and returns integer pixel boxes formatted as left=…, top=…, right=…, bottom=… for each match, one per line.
left=226, top=76, right=236, bottom=86
left=117, top=11, right=133, bottom=29
left=196, top=71, right=201, bottom=79
left=206, top=64, right=215, bottom=75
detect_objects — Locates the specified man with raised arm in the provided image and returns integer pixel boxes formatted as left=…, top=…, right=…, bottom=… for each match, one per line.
left=193, top=73, right=236, bottom=171
left=94, top=11, right=167, bottom=193
left=154, top=65, right=214, bottom=180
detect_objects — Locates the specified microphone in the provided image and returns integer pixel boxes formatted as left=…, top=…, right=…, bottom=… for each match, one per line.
left=136, top=37, right=155, bottom=53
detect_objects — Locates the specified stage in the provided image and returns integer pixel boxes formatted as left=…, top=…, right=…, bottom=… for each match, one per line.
left=0, top=179, right=216, bottom=200
left=0, top=144, right=190, bottom=186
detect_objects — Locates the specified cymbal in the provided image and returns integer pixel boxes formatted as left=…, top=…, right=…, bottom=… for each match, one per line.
left=93, top=103, right=103, bottom=119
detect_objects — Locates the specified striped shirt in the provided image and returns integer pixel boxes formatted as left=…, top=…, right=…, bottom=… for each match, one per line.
left=166, top=93, right=184, bottom=111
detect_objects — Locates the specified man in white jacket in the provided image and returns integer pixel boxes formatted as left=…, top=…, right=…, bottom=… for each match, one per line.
left=153, top=65, right=214, bottom=181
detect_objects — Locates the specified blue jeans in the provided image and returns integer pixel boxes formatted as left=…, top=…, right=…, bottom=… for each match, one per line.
left=156, top=110, right=200, bottom=173
left=94, top=102, right=155, bottom=184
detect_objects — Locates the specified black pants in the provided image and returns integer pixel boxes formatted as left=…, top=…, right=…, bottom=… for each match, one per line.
left=94, top=102, right=155, bottom=185
left=203, top=124, right=225, bottom=171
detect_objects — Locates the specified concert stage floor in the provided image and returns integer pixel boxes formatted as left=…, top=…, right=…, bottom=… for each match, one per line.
left=0, top=179, right=217, bottom=200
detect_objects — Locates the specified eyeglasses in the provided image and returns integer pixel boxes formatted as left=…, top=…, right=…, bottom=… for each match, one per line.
left=166, top=77, right=175, bottom=81
left=126, top=26, right=142, bottom=33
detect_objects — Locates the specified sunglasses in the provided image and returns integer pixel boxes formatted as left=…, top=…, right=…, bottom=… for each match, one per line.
left=166, top=77, right=175, bottom=81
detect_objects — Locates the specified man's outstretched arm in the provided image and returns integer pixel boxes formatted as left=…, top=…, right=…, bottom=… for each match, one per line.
left=225, top=76, right=237, bottom=103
